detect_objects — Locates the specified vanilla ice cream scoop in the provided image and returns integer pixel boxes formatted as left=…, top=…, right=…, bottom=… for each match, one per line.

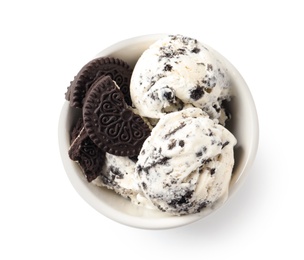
left=92, top=153, right=139, bottom=201
left=92, top=153, right=154, bottom=209
left=130, top=35, right=231, bottom=122
left=135, top=107, right=237, bottom=215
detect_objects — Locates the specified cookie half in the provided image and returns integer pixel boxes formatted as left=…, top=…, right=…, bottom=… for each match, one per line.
left=83, top=76, right=150, bottom=157
left=67, top=57, right=132, bottom=108
left=68, top=118, right=105, bottom=182
left=70, top=117, right=84, bottom=143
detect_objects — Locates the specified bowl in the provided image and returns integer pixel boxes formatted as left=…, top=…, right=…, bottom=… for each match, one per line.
left=58, top=34, right=259, bottom=229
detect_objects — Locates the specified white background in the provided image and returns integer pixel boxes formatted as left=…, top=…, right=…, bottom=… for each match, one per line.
left=1, top=0, right=303, bottom=259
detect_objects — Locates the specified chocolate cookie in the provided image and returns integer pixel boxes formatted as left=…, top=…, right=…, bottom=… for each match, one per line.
left=67, top=57, right=132, bottom=108
left=83, top=76, right=150, bottom=157
left=70, top=117, right=84, bottom=143
left=64, top=77, right=75, bottom=101
left=68, top=119, right=105, bottom=182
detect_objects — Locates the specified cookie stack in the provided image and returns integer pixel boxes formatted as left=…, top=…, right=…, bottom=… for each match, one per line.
left=66, top=57, right=150, bottom=182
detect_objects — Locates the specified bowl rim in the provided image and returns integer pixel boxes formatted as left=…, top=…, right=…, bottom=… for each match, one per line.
left=58, top=34, right=259, bottom=229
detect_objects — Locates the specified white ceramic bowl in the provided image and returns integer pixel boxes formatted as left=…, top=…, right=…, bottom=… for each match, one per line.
left=58, top=34, right=259, bottom=229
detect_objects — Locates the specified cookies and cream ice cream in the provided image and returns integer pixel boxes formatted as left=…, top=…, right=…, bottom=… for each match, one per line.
left=92, top=153, right=154, bottom=208
left=130, top=34, right=230, bottom=124
left=136, top=107, right=236, bottom=215
left=92, top=153, right=139, bottom=201
left=66, top=34, right=237, bottom=216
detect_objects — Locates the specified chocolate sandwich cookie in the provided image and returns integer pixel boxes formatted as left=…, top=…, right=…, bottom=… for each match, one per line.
left=70, top=117, right=84, bottom=143
left=83, top=76, right=150, bottom=157
left=64, top=77, right=75, bottom=101
left=67, top=57, right=132, bottom=108
left=69, top=119, right=105, bottom=182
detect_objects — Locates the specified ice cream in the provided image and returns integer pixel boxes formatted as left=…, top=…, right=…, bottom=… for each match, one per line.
left=66, top=34, right=237, bottom=216
left=130, top=34, right=231, bottom=124
left=92, top=153, right=154, bottom=208
left=92, top=153, right=138, bottom=200
left=136, top=107, right=236, bottom=215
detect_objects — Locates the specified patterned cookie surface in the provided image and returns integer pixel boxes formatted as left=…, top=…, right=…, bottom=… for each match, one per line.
left=68, top=119, right=105, bottom=182
left=83, top=76, right=150, bottom=157
left=67, top=57, right=132, bottom=108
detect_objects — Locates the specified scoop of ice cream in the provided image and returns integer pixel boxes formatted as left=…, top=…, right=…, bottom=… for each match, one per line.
left=135, top=107, right=237, bottom=215
left=130, top=34, right=231, bottom=122
left=92, top=153, right=139, bottom=201
left=92, top=153, right=154, bottom=208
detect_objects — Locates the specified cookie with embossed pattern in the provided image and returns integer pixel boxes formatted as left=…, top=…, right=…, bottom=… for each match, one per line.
left=83, top=76, right=150, bottom=157
left=68, top=118, right=105, bottom=182
left=66, top=56, right=132, bottom=108
left=70, top=117, right=84, bottom=143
